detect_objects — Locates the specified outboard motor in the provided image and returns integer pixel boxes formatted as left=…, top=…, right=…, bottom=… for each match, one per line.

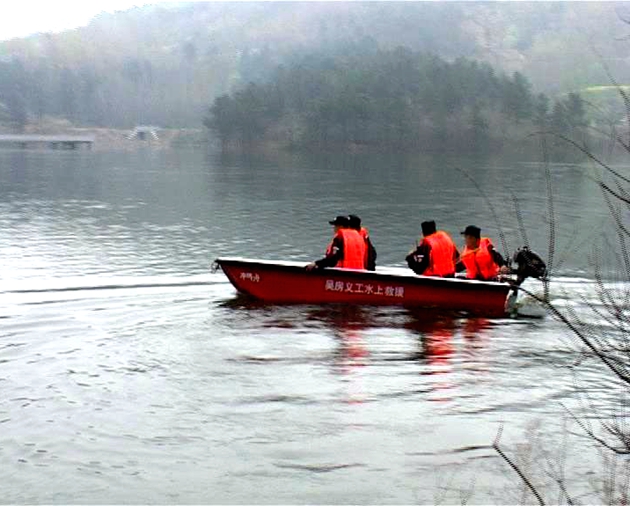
left=512, top=247, right=547, bottom=286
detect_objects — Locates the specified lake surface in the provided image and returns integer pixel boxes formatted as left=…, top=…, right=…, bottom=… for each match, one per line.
left=0, top=147, right=623, bottom=503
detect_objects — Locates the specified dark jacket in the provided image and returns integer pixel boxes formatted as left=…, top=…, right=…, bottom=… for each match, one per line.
left=365, top=236, right=377, bottom=271
left=315, top=235, right=344, bottom=268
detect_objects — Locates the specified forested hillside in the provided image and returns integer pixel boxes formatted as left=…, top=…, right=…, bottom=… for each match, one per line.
left=206, top=47, right=587, bottom=152
left=0, top=2, right=626, bottom=130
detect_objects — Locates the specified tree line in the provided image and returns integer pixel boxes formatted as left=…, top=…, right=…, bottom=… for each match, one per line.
left=0, top=2, right=615, bottom=135
left=0, top=54, right=229, bottom=130
left=205, top=47, right=587, bottom=153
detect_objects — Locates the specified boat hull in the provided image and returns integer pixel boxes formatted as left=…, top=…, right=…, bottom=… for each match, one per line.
left=214, top=257, right=512, bottom=316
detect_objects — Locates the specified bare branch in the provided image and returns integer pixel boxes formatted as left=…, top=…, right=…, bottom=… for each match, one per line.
left=562, top=404, right=630, bottom=455
left=602, top=190, right=630, bottom=283
left=517, top=285, right=630, bottom=385
left=601, top=182, right=630, bottom=214
left=587, top=39, right=630, bottom=147
left=510, top=190, right=529, bottom=249
left=529, top=131, right=630, bottom=185
left=493, top=425, right=546, bottom=506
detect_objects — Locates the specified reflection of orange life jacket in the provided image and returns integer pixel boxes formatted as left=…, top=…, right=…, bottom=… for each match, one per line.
left=326, top=229, right=366, bottom=269
left=461, top=237, right=499, bottom=280
left=423, top=231, right=457, bottom=277
left=425, top=328, right=454, bottom=366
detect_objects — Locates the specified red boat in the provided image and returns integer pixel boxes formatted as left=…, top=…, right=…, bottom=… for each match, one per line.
left=213, top=257, right=514, bottom=316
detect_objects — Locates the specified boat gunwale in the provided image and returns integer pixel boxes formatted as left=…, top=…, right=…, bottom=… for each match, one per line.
left=215, top=256, right=513, bottom=293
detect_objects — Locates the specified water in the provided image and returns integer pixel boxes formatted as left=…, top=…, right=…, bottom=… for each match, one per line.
left=0, top=147, right=623, bottom=503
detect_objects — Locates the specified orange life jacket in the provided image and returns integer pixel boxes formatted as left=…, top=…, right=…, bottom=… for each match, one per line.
left=423, top=230, right=457, bottom=277
left=326, top=228, right=366, bottom=269
left=461, top=237, right=499, bottom=280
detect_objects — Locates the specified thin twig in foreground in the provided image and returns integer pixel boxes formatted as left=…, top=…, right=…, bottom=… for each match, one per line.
left=493, top=425, right=546, bottom=506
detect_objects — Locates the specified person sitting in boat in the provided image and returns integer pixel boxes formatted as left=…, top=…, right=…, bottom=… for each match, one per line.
left=348, top=214, right=377, bottom=271
left=305, top=215, right=366, bottom=271
left=405, top=220, right=459, bottom=277
left=457, top=225, right=509, bottom=281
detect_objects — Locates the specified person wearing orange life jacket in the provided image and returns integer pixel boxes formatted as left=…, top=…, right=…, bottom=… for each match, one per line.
left=406, top=220, right=460, bottom=277
left=305, top=215, right=366, bottom=271
left=457, top=225, right=509, bottom=281
left=348, top=214, right=377, bottom=271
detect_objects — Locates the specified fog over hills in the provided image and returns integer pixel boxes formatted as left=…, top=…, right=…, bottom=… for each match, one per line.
left=0, top=2, right=628, bottom=128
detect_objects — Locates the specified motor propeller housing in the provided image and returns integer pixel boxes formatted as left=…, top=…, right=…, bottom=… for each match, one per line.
left=511, top=246, right=547, bottom=285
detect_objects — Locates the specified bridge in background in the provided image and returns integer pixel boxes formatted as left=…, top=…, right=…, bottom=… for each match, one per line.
left=0, top=134, right=95, bottom=150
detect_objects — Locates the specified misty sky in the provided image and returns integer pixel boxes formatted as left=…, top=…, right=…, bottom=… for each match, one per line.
left=1, top=1, right=158, bottom=41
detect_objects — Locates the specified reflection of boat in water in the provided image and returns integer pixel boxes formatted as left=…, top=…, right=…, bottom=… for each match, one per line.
left=405, top=311, right=457, bottom=368
left=405, top=310, right=492, bottom=402
left=306, top=306, right=372, bottom=366
left=214, top=257, right=513, bottom=316
left=218, top=298, right=496, bottom=404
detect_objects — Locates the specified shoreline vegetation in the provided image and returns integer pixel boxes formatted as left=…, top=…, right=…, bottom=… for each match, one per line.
left=205, top=48, right=590, bottom=158
left=0, top=3, right=626, bottom=159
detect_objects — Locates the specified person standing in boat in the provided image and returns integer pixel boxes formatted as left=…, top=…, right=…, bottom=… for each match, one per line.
left=305, top=215, right=366, bottom=271
left=405, top=220, right=459, bottom=277
left=348, top=214, right=377, bottom=271
left=457, top=225, right=509, bottom=281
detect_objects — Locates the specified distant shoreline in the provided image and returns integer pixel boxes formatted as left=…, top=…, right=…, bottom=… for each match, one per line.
left=0, top=124, right=207, bottom=151
left=214, top=136, right=591, bottom=161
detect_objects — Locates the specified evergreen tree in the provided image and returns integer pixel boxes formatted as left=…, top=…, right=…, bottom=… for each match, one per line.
left=470, top=103, right=490, bottom=151
left=502, top=72, right=533, bottom=121
left=534, top=93, right=550, bottom=128
left=551, top=100, right=568, bottom=134
left=0, top=60, right=28, bottom=131
left=206, top=47, right=548, bottom=153
left=565, top=92, right=586, bottom=128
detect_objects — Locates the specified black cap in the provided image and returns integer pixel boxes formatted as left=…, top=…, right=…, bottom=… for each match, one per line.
left=329, top=215, right=349, bottom=226
left=421, top=220, right=436, bottom=236
left=348, top=214, right=361, bottom=230
left=461, top=225, right=481, bottom=238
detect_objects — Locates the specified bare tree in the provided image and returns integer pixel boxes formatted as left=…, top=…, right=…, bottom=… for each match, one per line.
left=494, top=54, right=630, bottom=503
